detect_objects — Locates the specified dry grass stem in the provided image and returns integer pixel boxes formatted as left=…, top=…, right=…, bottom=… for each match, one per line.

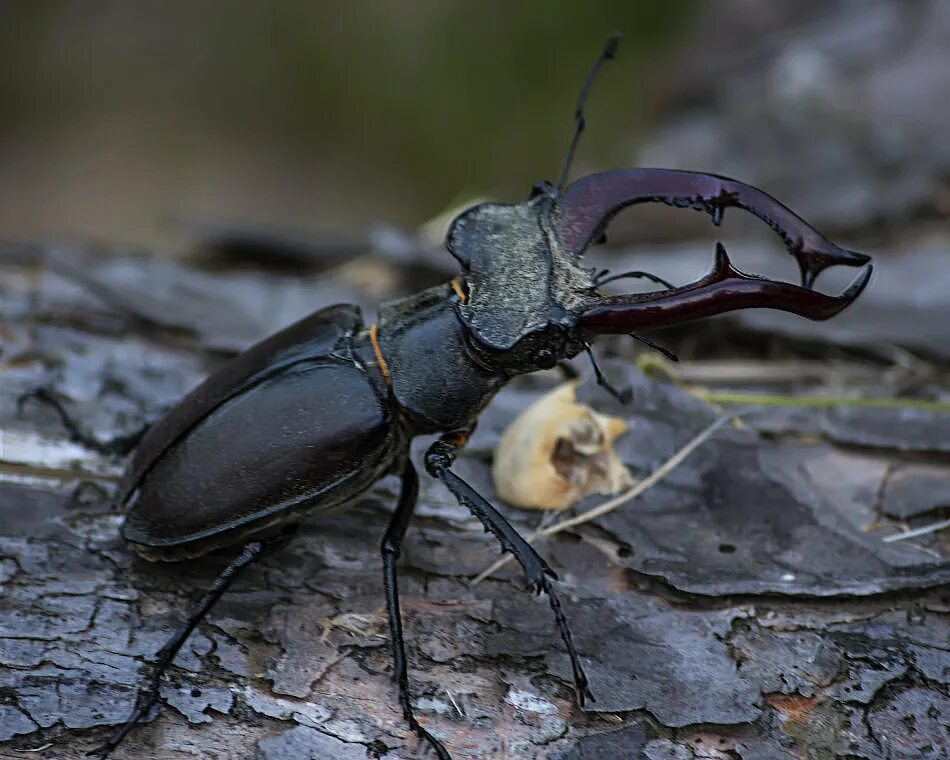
left=692, top=391, right=950, bottom=413
left=882, top=518, right=950, bottom=543
left=472, top=414, right=731, bottom=585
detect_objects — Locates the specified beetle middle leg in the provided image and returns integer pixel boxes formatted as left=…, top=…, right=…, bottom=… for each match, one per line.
left=424, top=432, right=594, bottom=706
left=381, top=460, right=450, bottom=760
left=89, top=529, right=293, bottom=758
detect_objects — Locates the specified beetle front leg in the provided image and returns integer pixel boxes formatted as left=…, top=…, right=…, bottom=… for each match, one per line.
left=381, top=460, right=450, bottom=760
left=424, top=432, right=594, bottom=706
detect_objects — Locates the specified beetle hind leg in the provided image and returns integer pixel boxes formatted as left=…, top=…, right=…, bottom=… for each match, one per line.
left=18, top=386, right=152, bottom=457
left=381, top=460, right=451, bottom=759
left=87, top=530, right=291, bottom=758
left=424, top=434, right=594, bottom=707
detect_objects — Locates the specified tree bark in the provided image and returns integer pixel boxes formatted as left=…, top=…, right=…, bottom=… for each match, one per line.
left=1, top=245, right=948, bottom=760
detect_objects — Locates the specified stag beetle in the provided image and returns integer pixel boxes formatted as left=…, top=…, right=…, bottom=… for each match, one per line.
left=56, top=35, right=872, bottom=759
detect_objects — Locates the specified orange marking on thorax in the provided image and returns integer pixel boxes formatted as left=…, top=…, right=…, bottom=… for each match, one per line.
left=450, top=277, right=467, bottom=304
left=369, top=323, right=392, bottom=387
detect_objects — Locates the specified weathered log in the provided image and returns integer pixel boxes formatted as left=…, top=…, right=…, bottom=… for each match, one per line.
left=1, top=245, right=947, bottom=759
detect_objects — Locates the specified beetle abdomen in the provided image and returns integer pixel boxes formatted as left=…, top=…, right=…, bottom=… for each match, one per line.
left=116, top=303, right=363, bottom=506
left=122, top=357, right=400, bottom=557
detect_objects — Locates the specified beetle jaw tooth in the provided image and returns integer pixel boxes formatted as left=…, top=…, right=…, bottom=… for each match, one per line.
left=575, top=244, right=872, bottom=333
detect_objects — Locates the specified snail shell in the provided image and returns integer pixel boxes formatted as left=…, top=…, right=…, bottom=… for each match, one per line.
left=492, top=381, right=633, bottom=510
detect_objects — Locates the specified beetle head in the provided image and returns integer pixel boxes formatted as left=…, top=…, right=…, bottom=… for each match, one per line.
left=445, top=188, right=597, bottom=373
left=445, top=170, right=872, bottom=375
left=444, top=36, right=872, bottom=375
left=555, top=169, right=872, bottom=340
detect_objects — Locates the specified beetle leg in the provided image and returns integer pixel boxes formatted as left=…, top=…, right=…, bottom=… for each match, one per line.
left=596, top=274, right=679, bottom=362
left=628, top=333, right=680, bottom=363
left=88, top=531, right=291, bottom=758
left=424, top=434, right=594, bottom=707
left=381, top=460, right=451, bottom=760
left=18, top=386, right=152, bottom=457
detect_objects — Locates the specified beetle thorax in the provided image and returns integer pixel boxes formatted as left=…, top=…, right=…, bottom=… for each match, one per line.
left=446, top=195, right=596, bottom=372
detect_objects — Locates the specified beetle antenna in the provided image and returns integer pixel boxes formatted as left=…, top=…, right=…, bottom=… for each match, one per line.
left=556, top=33, right=622, bottom=192
left=584, top=342, right=631, bottom=404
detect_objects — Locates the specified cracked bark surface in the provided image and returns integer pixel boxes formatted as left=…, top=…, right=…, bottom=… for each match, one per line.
left=1, top=240, right=948, bottom=760
left=5, top=3, right=950, bottom=757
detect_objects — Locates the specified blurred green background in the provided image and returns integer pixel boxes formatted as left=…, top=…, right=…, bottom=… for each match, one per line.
left=0, top=1, right=693, bottom=246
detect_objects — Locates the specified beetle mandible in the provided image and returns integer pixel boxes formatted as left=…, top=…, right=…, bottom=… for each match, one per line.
left=70, top=35, right=872, bottom=759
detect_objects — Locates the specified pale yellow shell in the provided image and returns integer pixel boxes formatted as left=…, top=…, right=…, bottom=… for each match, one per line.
left=492, top=381, right=633, bottom=510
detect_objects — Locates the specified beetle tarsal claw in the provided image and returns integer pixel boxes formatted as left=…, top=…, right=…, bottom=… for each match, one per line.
left=539, top=574, right=594, bottom=705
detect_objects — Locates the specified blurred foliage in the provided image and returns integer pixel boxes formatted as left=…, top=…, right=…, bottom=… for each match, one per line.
left=0, top=1, right=692, bottom=234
